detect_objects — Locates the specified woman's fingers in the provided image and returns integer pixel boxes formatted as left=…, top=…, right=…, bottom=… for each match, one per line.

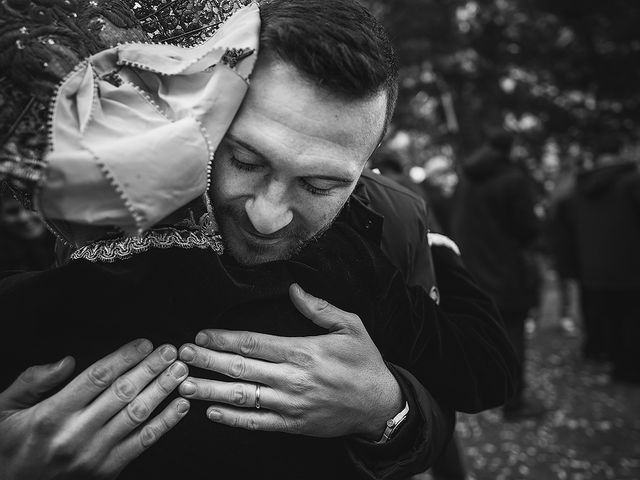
left=81, top=344, right=179, bottom=428
left=105, top=397, right=191, bottom=474
left=50, top=339, right=154, bottom=412
left=102, top=360, right=188, bottom=441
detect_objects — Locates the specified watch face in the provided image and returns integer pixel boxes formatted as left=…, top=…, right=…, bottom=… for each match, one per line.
left=387, top=419, right=395, bottom=427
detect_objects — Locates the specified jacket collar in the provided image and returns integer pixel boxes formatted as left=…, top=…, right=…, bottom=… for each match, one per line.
left=338, top=181, right=384, bottom=245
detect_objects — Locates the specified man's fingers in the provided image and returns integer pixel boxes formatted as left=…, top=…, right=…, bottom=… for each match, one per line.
left=50, top=339, right=154, bottom=411
left=191, top=329, right=296, bottom=363
left=179, top=377, right=280, bottom=411
left=179, top=344, right=279, bottom=385
left=0, top=357, right=76, bottom=410
left=103, top=360, right=188, bottom=441
left=82, top=344, right=179, bottom=427
left=289, top=283, right=360, bottom=333
left=105, top=398, right=190, bottom=473
left=205, top=404, right=292, bottom=433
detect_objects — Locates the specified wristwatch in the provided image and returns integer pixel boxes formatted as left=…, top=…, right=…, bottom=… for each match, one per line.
left=375, top=401, right=410, bottom=444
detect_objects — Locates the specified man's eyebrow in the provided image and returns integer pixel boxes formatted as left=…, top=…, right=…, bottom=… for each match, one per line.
left=226, top=134, right=262, bottom=157
left=226, top=134, right=354, bottom=184
left=307, top=174, right=353, bottom=184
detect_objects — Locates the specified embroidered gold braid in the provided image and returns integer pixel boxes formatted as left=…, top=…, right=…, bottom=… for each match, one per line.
left=70, top=227, right=224, bottom=263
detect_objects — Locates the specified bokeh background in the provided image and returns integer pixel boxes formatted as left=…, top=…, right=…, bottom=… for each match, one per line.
left=1, top=2, right=638, bottom=479
left=361, top=0, right=640, bottom=170
left=356, top=2, right=640, bottom=479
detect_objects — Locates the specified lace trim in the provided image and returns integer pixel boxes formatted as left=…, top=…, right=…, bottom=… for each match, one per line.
left=70, top=227, right=224, bottom=263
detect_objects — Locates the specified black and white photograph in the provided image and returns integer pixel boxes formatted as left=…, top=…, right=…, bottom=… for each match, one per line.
left=0, top=0, right=638, bottom=479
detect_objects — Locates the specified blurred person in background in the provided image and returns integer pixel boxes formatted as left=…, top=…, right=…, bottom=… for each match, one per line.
left=420, top=155, right=458, bottom=237
left=549, top=135, right=640, bottom=385
left=543, top=154, right=582, bottom=337
left=0, top=186, right=55, bottom=275
left=451, top=128, right=544, bottom=421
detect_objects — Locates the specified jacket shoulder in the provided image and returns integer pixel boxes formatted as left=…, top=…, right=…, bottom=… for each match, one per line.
left=358, top=169, right=427, bottom=214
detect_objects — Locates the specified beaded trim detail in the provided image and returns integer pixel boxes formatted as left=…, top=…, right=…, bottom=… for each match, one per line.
left=70, top=227, right=224, bottom=263
left=221, top=47, right=255, bottom=69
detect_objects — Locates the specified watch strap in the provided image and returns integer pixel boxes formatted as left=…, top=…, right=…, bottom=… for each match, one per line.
left=375, top=401, right=410, bottom=444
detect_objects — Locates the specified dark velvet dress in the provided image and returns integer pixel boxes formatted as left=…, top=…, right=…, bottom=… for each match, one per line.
left=0, top=218, right=423, bottom=478
left=0, top=208, right=515, bottom=478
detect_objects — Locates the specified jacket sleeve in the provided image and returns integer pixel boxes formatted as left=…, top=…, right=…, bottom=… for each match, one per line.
left=358, top=173, right=517, bottom=411
left=374, top=240, right=518, bottom=414
left=426, top=242, right=518, bottom=410
left=342, top=363, right=455, bottom=480
left=340, top=241, right=516, bottom=478
left=343, top=172, right=517, bottom=478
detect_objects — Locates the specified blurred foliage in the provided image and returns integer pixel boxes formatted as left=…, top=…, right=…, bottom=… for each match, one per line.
left=361, top=0, right=640, bottom=164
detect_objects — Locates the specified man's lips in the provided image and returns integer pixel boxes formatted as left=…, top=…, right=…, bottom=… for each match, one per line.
left=236, top=222, right=286, bottom=246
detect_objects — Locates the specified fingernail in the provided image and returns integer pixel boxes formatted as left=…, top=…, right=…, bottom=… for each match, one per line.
left=179, top=346, right=195, bottom=362
left=195, top=332, right=209, bottom=347
left=296, top=283, right=313, bottom=299
left=169, top=362, right=187, bottom=379
left=137, top=339, right=153, bottom=354
left=207, top=408, right=222, bottom=421
left=180, top=380, right=196, bottom=395
left=161, top=345, right=177, bottom=362
left=53, top=356, right=69, bottom=369
left=177, top=400, right=190, bottom=414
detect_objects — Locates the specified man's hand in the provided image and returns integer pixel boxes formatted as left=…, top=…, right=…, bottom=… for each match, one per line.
left=0, top=339, right=190, bottom=480
left=178, top=283, right=403, bottom=440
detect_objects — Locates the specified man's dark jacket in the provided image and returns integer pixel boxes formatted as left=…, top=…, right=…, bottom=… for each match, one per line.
left=0, top=176, right=516, bottom=480
left=451, top=146, right=541, bottom=312
left=355, top=169, right=515, bottom=404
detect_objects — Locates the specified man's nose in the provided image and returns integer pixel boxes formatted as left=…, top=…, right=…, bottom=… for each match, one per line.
left=244, top=182, right=293, bottom=235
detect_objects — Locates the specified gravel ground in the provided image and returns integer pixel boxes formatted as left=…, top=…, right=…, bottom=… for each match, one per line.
left=455, top=273, right=640, bottom=480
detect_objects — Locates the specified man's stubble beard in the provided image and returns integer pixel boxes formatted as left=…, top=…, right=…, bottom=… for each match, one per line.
left=214, top=202, right=341, bottom=266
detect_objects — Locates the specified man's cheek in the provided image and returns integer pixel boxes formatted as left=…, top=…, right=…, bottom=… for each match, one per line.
left=219, top=174, right=256, bottom=205
left=314, top=197, right=347, bottom=230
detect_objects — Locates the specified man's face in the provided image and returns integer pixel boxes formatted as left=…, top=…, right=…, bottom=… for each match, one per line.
left=210, top=59, right=387, bottom=265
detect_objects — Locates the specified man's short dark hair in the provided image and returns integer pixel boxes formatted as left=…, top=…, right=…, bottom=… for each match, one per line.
left=259, top=0, right=399, bottom=136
